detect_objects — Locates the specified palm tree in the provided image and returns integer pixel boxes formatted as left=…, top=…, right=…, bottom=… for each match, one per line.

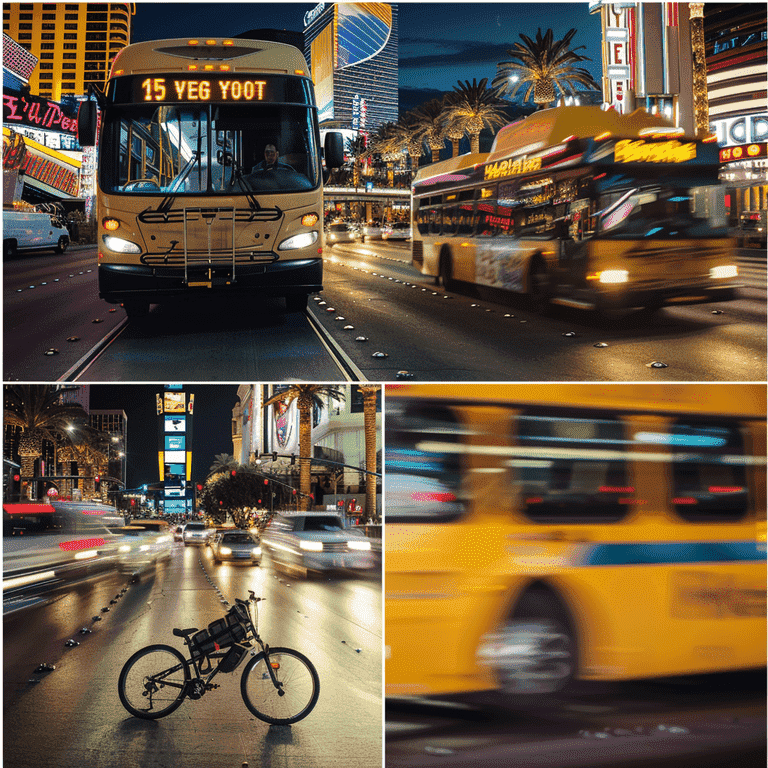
left=263, top=386, right=346, bottom=512
left=409, top=98, right=447, bottom=163
left=492, top=28, right=599, bottom=110
left=357, top=385, right=380, bottom=522
left=208, top=453, right=238, bottom=479
left=390, top=112, right=423, bottom=172
left=367, top=121, right=402, bottom=187
left=442, top=78, right=509, bottom=154
left=4, top=385, right=88, bottom=499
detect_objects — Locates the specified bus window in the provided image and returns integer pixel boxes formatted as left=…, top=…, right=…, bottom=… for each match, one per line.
left=512, top=411, right=630, bottom=522
left=667, top=421, right=749, bottom=521
left=385, top=402, right=467, bottom=522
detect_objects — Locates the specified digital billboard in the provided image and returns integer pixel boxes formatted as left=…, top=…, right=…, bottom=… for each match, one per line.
left=165, top=416, right=186, bottom=432
left=164, top=392, right=186, bottom=413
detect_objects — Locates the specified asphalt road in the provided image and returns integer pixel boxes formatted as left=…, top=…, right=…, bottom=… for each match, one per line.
left=3, top=243, right=765, bottom=382
left=3, top=543, right=382, bottom=768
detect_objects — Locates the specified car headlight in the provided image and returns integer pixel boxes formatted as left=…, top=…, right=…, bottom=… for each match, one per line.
left=300, top=540, right=323, bottom=551
left=119, top=545, right=132, bottom=553
left=219, top=547, right=232, bottom=555
left=278, top=231, right=319, bottom=251
left=101, top=234, right=141, bottom=254
left=347, top=540, right=371, bottom=551
left=252, top=547, right=262, bottom=556
left=710, top=265, right=738, bottom=279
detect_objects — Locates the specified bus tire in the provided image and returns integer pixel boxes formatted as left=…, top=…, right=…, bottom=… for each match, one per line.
left=528, top=259, right=551, bottom=313
left=492, top=586, right=578, bottom=695
left=285, top=293, right=308, bottom=312
left=124, top=299, right=149, bottom=319
left=54, top=236, right=69, bottom=254
left=438, top=249, right=454, bottom=290
left=4, top=239, right=17, bottom=259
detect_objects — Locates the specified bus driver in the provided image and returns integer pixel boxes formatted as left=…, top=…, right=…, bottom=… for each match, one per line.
left=252, top=143, right=294, bottom=173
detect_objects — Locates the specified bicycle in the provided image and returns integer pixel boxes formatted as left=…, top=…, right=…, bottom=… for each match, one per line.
left=117, top=591, right=320, bottom=724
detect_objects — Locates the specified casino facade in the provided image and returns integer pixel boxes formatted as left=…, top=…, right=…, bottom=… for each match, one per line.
left=303, top=2, right=398, bottom=135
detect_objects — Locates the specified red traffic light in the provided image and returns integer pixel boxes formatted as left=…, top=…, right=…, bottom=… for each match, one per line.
left=292, top=489, right=297, bottom=495
left=95, top=475, right=100, bottom=482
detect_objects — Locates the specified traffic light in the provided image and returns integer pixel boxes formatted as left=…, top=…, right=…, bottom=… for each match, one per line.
left=94, top=475, right=101, bottom=492
left=263, top=478, right=269, bottom=485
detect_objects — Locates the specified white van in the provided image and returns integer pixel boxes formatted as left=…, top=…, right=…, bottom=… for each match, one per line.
left=3, top=207, right=70, bottom=257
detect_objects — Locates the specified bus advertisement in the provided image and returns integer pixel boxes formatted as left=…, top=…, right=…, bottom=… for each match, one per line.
left=411, top=106, right=741, bottom=314
left=78, top=38, right=344, bottom=318
left=385, top=384, right=766, bottom=700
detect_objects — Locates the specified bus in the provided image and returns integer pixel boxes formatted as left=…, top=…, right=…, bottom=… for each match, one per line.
left=77, top=38, right=344, bottom=318
left=410, top=106, right=740, bottom=314
left=385, top=384, right=766, bottom=699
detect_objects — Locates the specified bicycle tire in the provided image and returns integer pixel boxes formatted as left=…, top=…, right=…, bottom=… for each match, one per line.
left=118, top=644, right=190, bottom=719
left=240, top=647, right=320, bottom=725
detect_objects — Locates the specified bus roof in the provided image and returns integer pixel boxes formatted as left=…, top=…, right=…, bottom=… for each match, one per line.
left=487, top=105, right=687, bottom=163
left=411, top=152, right=488, bottom=187
left=387, top=384, right=767, bottom=419
left=109, top=37, right=309, bottom=79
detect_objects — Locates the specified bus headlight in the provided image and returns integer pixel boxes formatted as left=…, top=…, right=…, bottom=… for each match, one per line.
left=102, top=234, right=141, bottom=254
left=598, top=269, right=629, bottom=284
left=278, top=231, right=318, bottom=251
left=710, top=265, right=738, bottom=279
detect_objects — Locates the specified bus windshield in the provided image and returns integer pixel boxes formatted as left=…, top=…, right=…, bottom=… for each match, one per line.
left=598, top=185, right=727, bottom=239
left=101, top=103, right=319, bottom=195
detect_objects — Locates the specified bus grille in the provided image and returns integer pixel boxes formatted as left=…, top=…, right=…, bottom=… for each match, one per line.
left=138, top=206, right=281, bottom=224
left=412, top=239, right=424, bottom=266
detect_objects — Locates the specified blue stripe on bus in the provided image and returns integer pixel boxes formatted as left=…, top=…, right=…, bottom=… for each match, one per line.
left=583, top=541, right=766, bottom=567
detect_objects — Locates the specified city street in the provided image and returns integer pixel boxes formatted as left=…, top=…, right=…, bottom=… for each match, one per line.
left=4, top=241, right=765, bottom=382
left=3, top=542, right=382, bottom=768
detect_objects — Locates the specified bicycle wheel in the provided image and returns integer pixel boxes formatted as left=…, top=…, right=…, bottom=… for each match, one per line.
left=118, top=644, right=190, bottom=719
left=240, top=647, right=320, bottom=725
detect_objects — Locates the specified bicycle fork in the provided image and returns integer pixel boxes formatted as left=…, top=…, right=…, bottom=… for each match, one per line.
left=259, top=645, right=285, bottom=697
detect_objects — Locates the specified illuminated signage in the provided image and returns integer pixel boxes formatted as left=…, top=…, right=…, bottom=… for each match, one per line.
left=165, top=416, right=186, bottom=432
left=614, top=139, right=696, bottom=164
left=484, top=156, right=542, bottom=180
left=3, top=92, right=78, bottom=134
left=719, top=143, right=767, bottom=163
left=165, top=435, right=185, bottom=451
left=164, top=392, right=186, bottom=413
left=304, top=2, right=326, bottom=27
left=140, top=77, right=267, bottom=103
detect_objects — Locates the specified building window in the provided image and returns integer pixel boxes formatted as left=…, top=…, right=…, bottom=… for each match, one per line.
left=63, top=53, right=76, bottom=59
left=65, top=14, right=79, bottom=20
left=62, top=63, right=77, bottom=69
left=41, top=43, right=55, bottom=49
left=41, top=23, right=56, bottom=29
left=18, top=33, right=32, bottom=40
left=64, top=23, right=78, bottom=29
left=39, top=63, right=54, bottom=69
left=41, top=34, right=55, bottom=40
left=64, top=34, right=77, bottom=39
left=39, top=72, right=53, bottom=80
left=40, top=53, right=54, bottom=60
left=19, top=13, right=33, bottom=20
left=42, top=13, right=56, bottom=20
left=18, top=23, right=33, bottom=29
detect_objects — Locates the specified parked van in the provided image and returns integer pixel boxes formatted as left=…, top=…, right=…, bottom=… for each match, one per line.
left=3, top=207, right=70, bottom=257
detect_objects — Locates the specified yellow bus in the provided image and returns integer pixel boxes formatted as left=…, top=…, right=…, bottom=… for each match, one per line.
left=385, top=384, right=766, bottom=698
left=77, top=38, right=344, bottom=318
left=410, top=106, right=740, bottom=314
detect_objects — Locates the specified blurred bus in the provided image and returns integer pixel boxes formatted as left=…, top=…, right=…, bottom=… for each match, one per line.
left=410, top=106, right=740, bottom=314
left=77, top=37, right=344, bottom=318
left=3, top=500, right=125, bottom=594
left=385, top=384, right=766, bottom=698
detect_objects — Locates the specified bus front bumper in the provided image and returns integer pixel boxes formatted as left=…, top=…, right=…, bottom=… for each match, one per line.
left=98, top=258, right=322, bottom=303
left=555, top=282, right=740, bottom=311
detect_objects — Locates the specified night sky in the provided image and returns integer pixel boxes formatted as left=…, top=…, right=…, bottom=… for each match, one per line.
left=88, top=385, right=240, bottom=489
left=130, top=2, right=603, bottom=97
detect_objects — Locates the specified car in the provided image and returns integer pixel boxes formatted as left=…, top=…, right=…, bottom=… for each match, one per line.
left=182, top=521, right=211, bottom=546
left=736, top=210, right=767, bottom=248
left=210, top=530, right=262, bottom=564
left=382, top=222, right=412, bottom=241
left=325, top=222, right=358, bottom=246
left=116, top=523, right=173, bottom=574
left=260, top=511, right=374, bottom=577
left=361, top=222, right=383, bottom=241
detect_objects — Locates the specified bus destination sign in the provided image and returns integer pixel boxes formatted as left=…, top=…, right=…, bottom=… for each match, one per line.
left=139, top=76, right=268, bottom=103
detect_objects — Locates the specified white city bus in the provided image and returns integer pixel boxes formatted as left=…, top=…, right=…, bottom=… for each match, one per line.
left=78, top=38, right=343, bottom=318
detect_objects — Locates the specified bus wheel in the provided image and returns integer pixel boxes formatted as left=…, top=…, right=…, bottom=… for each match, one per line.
left=285, top=293, right=308, bottom=312
left=54, top=236, right=69, bottom=254
left=528, top=261, right=551, bottom=313
left=4, top=240, right=17, bottom=259
left=124, top=300, right=149, bottom=319
left=438, top=251, right=454, bottom=290
left=479, top=591, right=576, bottom=695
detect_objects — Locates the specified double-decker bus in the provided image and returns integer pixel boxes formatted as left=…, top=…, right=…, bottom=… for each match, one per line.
left=411, top=106, right=740, bottom=314
left=78, top=38, right=343, bottom=318
left=385, top=384, right=766, bottom=699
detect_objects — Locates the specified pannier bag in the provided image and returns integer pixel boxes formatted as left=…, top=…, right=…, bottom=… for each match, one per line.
left=192, top=608, right=249, bottom=660
left=217, top=643, right=249, bottom=673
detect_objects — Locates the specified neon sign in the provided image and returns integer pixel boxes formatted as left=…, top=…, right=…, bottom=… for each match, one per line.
left=484, top=156, right=542, bottom=180
left=140, top=77, right=268, bottom=103
left=614, top=139, right=696, bottom=164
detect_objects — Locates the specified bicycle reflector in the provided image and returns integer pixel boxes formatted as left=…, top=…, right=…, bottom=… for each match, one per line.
left=271, top=662, right=280, bottom=669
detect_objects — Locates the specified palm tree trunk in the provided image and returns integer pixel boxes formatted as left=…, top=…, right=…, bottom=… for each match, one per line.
left=470, top=133, right=480, bottom=154
left=359, top=386, right=379, bottom=522
left=297, top=391, right=312, bottom=512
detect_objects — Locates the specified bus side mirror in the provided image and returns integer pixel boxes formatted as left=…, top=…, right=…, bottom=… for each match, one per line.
left=77, top=100, right=98, bottom=147
left=324, top=132, right=344, bottom=170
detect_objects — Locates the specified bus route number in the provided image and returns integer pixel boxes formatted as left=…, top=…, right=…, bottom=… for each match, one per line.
left=141, top=77, right=267, bottom=102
